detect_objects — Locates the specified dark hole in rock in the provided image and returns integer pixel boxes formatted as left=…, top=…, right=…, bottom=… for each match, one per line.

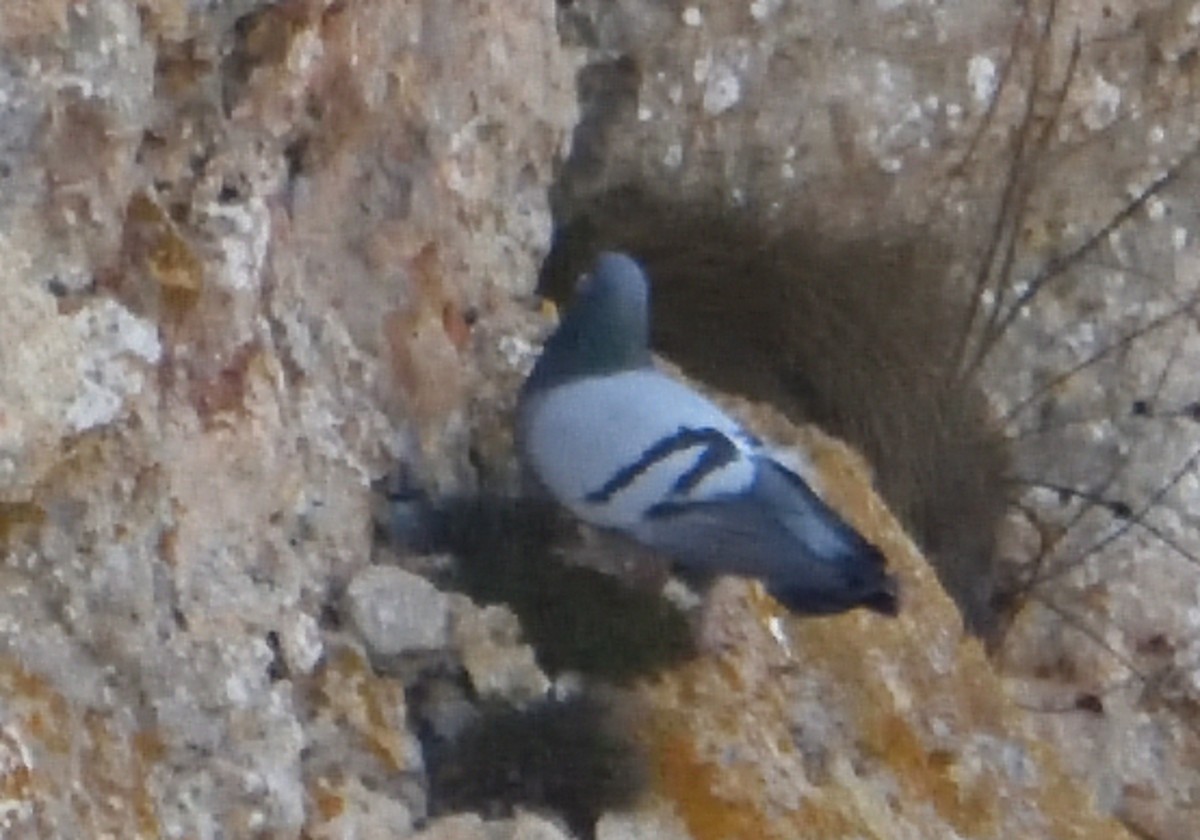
left=388, top=493, right=699, bottom=683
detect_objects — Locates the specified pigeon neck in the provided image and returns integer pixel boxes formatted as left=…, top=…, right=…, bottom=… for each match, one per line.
left=528, top=302, right=652, bottom=387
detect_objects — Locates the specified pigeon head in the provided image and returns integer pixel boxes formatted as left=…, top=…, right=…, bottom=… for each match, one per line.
left=526, top=252, right=653, bottom=390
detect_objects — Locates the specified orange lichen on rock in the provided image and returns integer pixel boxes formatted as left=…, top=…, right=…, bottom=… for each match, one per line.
left=0, top=502, right=45, bottom=545
left=114, top=190, right=204, bottom=324
left=868, top=712, right=996, bottom=834
left=0, top=659, right=71, bottom=757
left=384, top=244, right=468, bottom=428
left=0, top=723, right=35, bottom=827
left=0, top=657, right=169, bottom=836
left=81, top=711, right=162, bottom=837
left=649, top=713, right=800, bottom=840
left=188, top=341, right=266, bottom=427
left=314, top=648, right=413, bottom=774
left=310, top=776, right=348, bottom=822
left=124, top=191, right=205, bottom=294
left=0, top=0, right=69, bottom=47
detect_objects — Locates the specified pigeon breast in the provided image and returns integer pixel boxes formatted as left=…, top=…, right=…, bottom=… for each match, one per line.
left=521, top=368, right=759, bottom=530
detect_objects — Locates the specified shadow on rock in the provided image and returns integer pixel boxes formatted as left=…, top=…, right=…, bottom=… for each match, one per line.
left=376, top=487, right=698, bottom=683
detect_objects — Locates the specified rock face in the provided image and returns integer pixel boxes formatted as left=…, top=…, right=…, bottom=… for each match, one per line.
left=0, top=0, right=575, bottom=835
left=624, top=422, right=1134, bottom=840
left=0, top=0, right=1193, bottom=839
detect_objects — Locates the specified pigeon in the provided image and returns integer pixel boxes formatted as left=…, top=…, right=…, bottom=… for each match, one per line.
left=516, top=251, right=898, bottom=616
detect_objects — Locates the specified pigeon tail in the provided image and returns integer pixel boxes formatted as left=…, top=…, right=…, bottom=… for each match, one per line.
left=767, top=563, right=899, bottom=616
left=751, top=457, right=900, bottom=616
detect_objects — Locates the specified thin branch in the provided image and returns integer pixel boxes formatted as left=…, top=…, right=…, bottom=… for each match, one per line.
left=1032, top=441, right=1200, bottom=585
left=1031, top=591, right=1146, bottom=679
left=1001, top=292, right=1200, bottom=426
left=1011, top=477, right=1200, bottom=570
left=948, top=3, right=1042, bottom=373
left=971, top=145, right=1200, bottom=373
left=973, top=28, right=1083, bottom=372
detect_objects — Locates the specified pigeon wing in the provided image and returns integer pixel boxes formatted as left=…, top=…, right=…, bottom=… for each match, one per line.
left=633, top=455, right=897, bottom=614
left=519, top=369, right=758, bottom=531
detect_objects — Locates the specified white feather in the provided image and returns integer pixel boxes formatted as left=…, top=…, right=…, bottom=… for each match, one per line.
left=523, top=369, right=757, bottom=528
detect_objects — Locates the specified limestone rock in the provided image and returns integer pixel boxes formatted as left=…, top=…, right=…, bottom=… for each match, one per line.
left=347, top=565, right=449, bottom=656
left=450, top=598, right=551, bottom=704
left=411, top=814, right=490, bottom=840
left=409, top=811, right=575, bottom=840
left=0, top=0, right=575, bottom=835
left=305, top=777, right=414, bottom=840
left=595, top=807, right=692, bottom=840
left=505, top=811, right=576, bottom=840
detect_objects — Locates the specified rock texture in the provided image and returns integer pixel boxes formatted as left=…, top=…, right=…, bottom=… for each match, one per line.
left=0, top=0, right=1195, bottom=838
left=0, top=0, right=574, bottom=835
left=347, top=566, right=449, bottom=656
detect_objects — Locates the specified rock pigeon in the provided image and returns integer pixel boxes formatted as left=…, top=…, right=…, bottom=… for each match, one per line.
left=516, top=252, right=898, bottom=616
